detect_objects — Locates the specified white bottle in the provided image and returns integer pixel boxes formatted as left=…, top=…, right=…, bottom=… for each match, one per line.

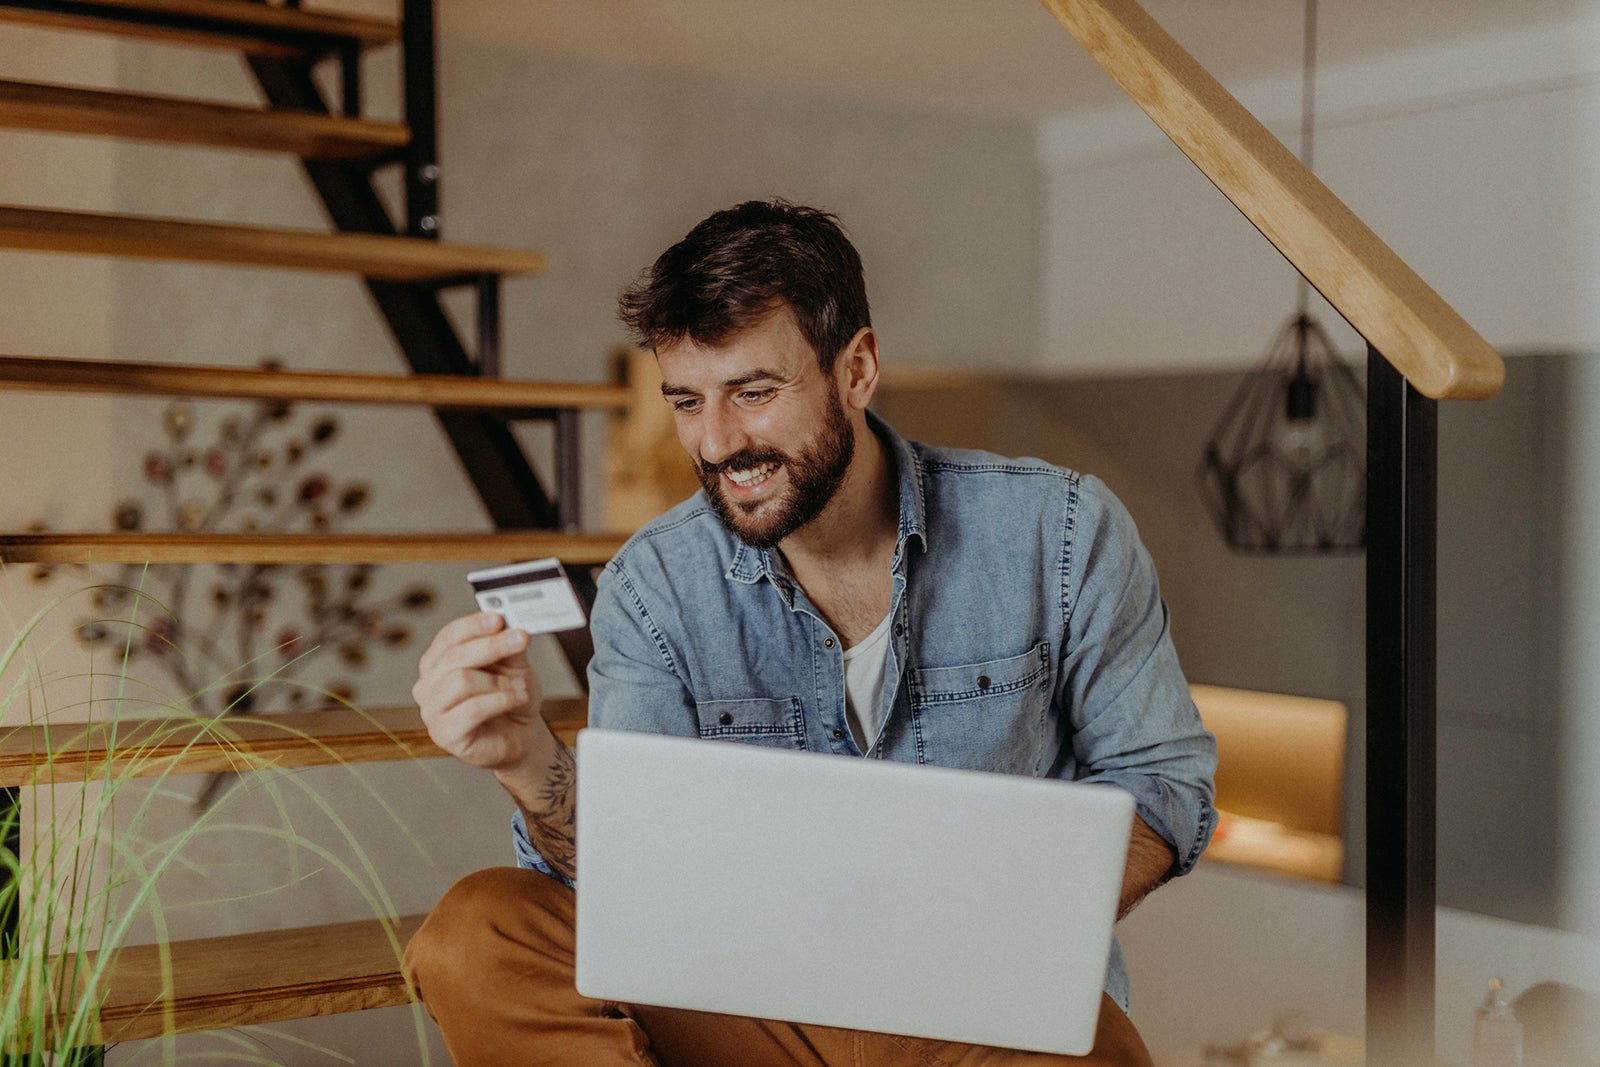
left=1472, top=978, right=1524, bottom=1067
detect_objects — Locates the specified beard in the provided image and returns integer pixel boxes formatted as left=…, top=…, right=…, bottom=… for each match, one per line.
left=697, top=388, right=855, bottom=550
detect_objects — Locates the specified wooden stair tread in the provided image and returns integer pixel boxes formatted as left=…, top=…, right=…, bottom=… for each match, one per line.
left=78, top=915, right=423, bottom=1045
left=0, top=531, right=629, bottom=564
left=7, top=916, right=424, bottom=1050
left=0, top=78, right=409, bottom=159
left=0, top=205, right=549, bottom=280
left=0, top=700, right=588, bottom=787
left=0, top=0, right=397, bottom=57
left=0, top=355, right=631, bottom=410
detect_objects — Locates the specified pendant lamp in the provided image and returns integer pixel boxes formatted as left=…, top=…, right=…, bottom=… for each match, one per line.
left=1196, top=0, right=1366, bottom=554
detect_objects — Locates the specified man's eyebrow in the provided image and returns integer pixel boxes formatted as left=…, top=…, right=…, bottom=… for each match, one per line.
left=659, top=369, right=786, bottom=398
left=721, top=369, right=785, bottom=389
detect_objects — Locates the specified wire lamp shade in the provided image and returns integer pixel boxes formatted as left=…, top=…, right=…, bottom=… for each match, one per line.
left=1195, top=0, right=1364, bottom=554
left=1197, top=313, right=1366, bottom=553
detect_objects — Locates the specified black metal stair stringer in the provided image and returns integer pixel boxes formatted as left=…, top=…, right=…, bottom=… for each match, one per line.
left=246, top=52, right=598, bottom=681
left=244, top=53, right=559, bottom=531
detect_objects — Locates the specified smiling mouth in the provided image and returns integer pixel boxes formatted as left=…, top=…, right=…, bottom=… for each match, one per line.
left=724, top=461, right=779, bottom=489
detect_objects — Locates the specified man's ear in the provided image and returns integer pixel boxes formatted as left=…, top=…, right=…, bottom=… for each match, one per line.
left=835, top=327, right=880, bottom=412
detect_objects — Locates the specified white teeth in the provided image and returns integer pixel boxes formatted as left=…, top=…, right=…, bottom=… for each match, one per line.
left=726, top=462, right=778, bottom=488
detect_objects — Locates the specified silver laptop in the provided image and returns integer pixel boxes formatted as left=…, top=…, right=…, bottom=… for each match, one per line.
left=574, top=728, right=1133, bottom=1055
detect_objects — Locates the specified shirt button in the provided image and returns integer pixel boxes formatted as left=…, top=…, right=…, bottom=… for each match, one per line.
left=893, top=624, right=904, bottom=637
left=718, top=711, right=734, bottom=726
left=977, top=675, right=992, bottom=690
left=832, top=728, right=846, bottom=740
left=824, top=637, right=836, bottom=649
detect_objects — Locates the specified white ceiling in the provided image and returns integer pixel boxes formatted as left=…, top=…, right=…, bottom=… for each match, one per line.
left=389, top=1, right=1591, bottom=120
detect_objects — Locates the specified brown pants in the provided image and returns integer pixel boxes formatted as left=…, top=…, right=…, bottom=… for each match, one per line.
left=403, top=867, right=1154, bottom=1067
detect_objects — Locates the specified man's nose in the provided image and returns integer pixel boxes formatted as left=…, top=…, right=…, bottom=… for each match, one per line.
left=697, top=401, right=749, bottom=466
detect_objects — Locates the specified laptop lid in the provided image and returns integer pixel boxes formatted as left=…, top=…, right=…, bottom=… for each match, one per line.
left=574, top=729, right=1133, bottom=1055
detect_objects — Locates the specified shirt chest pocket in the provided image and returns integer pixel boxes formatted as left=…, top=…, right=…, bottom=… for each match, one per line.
left=695, top=696, right=806, bottom=750
left=907, top=642, right=1051, bottom=773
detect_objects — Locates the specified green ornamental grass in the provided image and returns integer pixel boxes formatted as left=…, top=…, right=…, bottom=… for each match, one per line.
left=1, top=576, right=435, bottom=1065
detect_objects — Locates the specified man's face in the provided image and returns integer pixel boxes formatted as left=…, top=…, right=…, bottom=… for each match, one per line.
left=657, top=309, right=855, bottom=549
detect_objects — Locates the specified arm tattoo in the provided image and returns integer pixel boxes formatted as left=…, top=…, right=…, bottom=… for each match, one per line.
left=524, top=743, right=578, bottom=882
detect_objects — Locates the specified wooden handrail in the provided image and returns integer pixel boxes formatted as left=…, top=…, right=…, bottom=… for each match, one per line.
left=0, top=355, right=631, bottom=410
left=0, top=79, right=410, bottom=159
left=0, top=206, right=549, bottom=280
left=0, top=532, right=629, bottom=565
left=1037, top=0, right=1504, bottom=402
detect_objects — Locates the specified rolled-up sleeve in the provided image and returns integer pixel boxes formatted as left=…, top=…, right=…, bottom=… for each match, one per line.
left=512, top=808, right=576, bottom=887
left=1059, top=475, right=1217, bottom=876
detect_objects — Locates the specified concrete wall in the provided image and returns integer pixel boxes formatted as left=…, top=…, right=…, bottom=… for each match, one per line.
left=0, top=27, right=119, bottom=548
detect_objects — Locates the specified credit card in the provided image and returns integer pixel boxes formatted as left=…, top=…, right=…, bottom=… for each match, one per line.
left=467, top=558, right=588, bottom=635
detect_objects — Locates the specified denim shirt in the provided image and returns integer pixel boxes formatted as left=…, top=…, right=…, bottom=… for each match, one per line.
left=513, top=411, right=1217, bottom=1011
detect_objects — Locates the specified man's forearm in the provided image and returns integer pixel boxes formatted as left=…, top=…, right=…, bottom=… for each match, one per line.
left=1118, top=815, right=1178, bottom=919
left=497, top=721, right=578, bottom=883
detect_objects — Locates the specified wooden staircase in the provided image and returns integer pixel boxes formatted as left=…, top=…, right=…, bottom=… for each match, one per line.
left=0, top=0, right=614, bottom=1055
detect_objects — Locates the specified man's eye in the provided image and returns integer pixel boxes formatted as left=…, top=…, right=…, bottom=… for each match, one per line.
left=736, top=389, right=775, bottom=405
left=671, top=397, right=702, bottom=414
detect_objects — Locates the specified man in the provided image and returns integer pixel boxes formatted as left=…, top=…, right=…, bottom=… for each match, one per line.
left=405, top=200, right=1216, bottom=1066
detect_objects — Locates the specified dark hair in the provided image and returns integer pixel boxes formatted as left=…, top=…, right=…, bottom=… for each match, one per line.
left=617, top=199, right=871, bottom=371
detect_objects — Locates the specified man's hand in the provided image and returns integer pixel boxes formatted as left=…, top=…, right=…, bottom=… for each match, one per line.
left=413, top=611, right=576, bottom=880
left=414, top=611, right=549, bottom=777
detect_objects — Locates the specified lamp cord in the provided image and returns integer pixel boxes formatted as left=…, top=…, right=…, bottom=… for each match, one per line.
left=1296, top=0, right=1318, bottom=321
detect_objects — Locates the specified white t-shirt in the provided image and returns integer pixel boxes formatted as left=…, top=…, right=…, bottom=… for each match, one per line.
left=843, top=612, right=894, bottom=751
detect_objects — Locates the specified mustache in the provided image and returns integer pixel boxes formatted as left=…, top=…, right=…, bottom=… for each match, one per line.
left=698, top=448, right=785, bottom=477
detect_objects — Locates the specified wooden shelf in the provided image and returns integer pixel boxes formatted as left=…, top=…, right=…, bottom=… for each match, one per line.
left=0, top=355, right=632, bottom=410
left=0, top=531, right=629, bottom=565
left=0, top=0, right=398, bottom=58
left=0, top=78, right=409, bottom=159
left=0, top=699, right=590, bottom=787
left=1204, top=811, right=1344, bottom=884
left=0, top=206, right=549, bottom=280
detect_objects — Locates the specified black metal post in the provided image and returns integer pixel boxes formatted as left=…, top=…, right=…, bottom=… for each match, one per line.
left=555, top=408, right=581, bottom=532
left=2, top=786, right=22, bottom=1067
left=1365, top=345, right=1438, bottom=1067
left=338, top=42, right=362, bottom=118
left=402, top=0, right=439, bottom=238
left=477, top=272, right=501, bottom=378
left=248, top=56, right=562, bottom=528
left=2, top=785, right=17, bottom=959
